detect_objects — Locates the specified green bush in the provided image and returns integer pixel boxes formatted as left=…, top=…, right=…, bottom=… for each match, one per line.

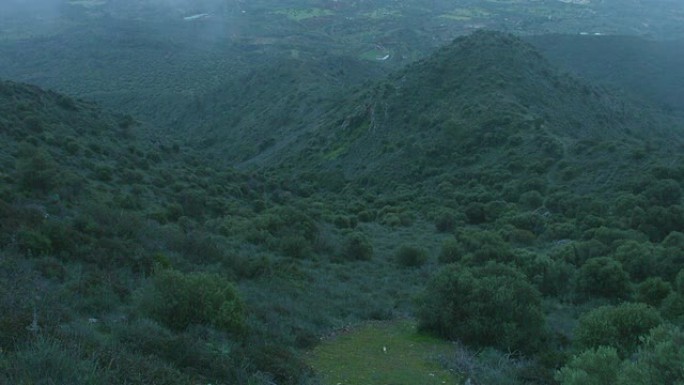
left=555, top=346, right=621, bottom=385
left=635, top=277, right=672, bottom=307
left=557, top=325, right=684, bottom=385
left=138, top=270, right=245, bottom=334
left=457, top=229, right=513, bottom=265
left=577, top=257, right=631, bottom=300
left=611, top=241, right=657, bottom=282
left=617, top=324, right=684, bottom=384
left=15, top=145, right=59, bottom=194
left=575, top=303, right=662, bottom=358
left=519, top=190, right=544, bottom=209
left=417, top=262, right=546, bottom=353
left=16, top=228, right=52, bottom=256
left=395, top=244, right=428, bottom=268
left=434, top=210, right=457, bottom=232
left=660, top=292, right=684, bottom=326
left=438, top=238, right=463, bottom=263
left=0, top=336, right=106, bottom=385
left=338, top=231, right=373, bottom=261
left=645, top=179, right=682, bottom=206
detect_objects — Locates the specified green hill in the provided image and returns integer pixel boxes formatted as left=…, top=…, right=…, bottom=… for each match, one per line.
left=256, top=31, right=682, bottom=195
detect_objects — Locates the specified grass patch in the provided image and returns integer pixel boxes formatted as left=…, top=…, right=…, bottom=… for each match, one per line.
left=274, top=8, right=334, bottom=22
left=362, top=9, right=402, bottom=19
left=308, top=320, right=461, bottom=385
left=439, top=8, right=492, bottom=21
left=359, top=48, right=391, bottom=61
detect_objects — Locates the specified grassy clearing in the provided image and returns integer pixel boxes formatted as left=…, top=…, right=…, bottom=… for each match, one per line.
left=274, top=8, right=334, bottom=22
left=439, top=8, right=492, bottom=21
left=307, top=320, right=462, bottom=385
left=359, top=48, right=391, bottom=61
left=362, top=9, right=402, bottom=19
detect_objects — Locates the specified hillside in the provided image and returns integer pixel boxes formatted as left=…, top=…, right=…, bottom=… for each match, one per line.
left=168, top=54, right=385, bottom=163
left=2, top=30, right=684, bottom=385
left=258, top=31, right=683, bottom=195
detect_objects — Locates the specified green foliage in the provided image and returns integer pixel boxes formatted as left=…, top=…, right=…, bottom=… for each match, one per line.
left=555, top=346, right=621, bottom=385
left=645, top=179, right=682, bottom=206
left=138, top=269, right=245, bottom=334
left=611, top=240, right=657, bottom=282
left=16, top=228, right=52, bottom=256
left=434, top=210, right=458, bottom=232
left=557, top=325, right=684, bottom=385
left=15, top=145, right=59, bottom=194
left=338, top=231, right=373, bottom=261
left=660, top=292, right=684, bottom=326
left=438, top=238, right=463, bottom=264
left=577, top=257, right=631, bottom=300
left=636, top=277, right=672, bottom=307
left=456, top=228, right=513, bottom=265
left=617, top=324, right=684, bottom=384
left=575, top=303, right=663, bottom=358
left=513, top=250, right=575, bottom=297
left=0, top=336, right=106, bottom=385
left=417, top=262, right=546, bottom=353
left=395, top=244, right=428, bottom=268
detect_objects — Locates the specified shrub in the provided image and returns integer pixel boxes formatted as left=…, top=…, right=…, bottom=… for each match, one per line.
left=438, top=238, right=463, bottom=263
left=555, top=346, right=621, bottom=385
left=575, top=303, right=662, bottom=358
left=645, top=179, right=682, bottom=206
left=611, top=241, right=656, bottom=282
left=434, top=210, right=457, bottom=232
left=15, top=146, right=59, bottom=194
left=576, top=257, right=631, bottom=300
left=395, top=244, right=428, bottom=268
left=635, top=277, right=672, bottom=307
left=338, top=231, right=373, bottom=261
left=557, top=325, right=684, bottom=385
left=417, top=262, right=546, bottom=353
left=464, top=202, right=486, bottom=224
left=519, top=190, right=544, bottom=209
left=617, top=324, right=684, bottom=384
left=138, top=270, right=245, bottom=334
left=660, top=292, right=684, bottom=326
left=16, top=228, right=52, bottom=256
left=0, top=336, right=106, bottom=385
left=457, top=229, right=513, bottom=265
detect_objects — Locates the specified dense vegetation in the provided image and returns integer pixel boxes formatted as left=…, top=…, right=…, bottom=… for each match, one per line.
left=1, top=28, right=684, bottom=385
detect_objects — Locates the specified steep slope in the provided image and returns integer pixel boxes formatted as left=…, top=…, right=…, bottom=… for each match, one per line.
left=264, top=31, right=682, bottom=194
left=0, top=79, right=318, bottom=385
left=170, top=54, right=386, bottom=163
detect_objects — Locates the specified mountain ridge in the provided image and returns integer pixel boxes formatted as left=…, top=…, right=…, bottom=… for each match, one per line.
left=253, top=30, right=682, bottom=194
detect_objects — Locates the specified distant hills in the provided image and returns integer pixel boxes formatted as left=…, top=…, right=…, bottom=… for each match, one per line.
left=528, top=34, right=684, bottom=116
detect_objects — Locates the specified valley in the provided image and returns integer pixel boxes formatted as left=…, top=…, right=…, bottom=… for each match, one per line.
left=1, top=1, right=684, bottom=385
